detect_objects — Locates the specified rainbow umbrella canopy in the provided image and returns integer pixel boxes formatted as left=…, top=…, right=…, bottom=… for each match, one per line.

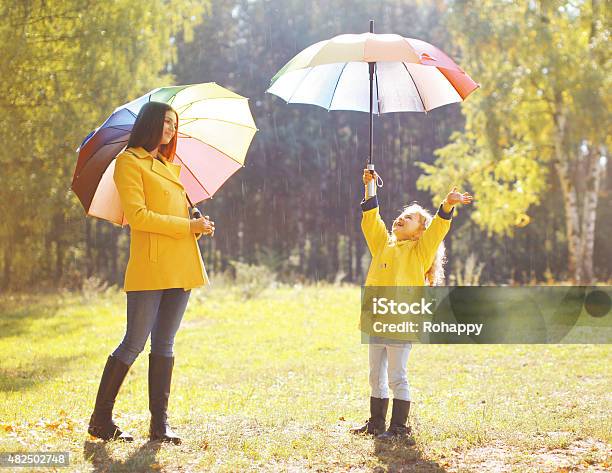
left=267, top=21, right=479, bottom=170
left=72, top=82, right=257, bottom=225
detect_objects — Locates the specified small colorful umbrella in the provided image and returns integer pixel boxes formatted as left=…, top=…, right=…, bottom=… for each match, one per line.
left=267, top=21, right=478, bottom=195
left=72, top=82, right=257, bottom=225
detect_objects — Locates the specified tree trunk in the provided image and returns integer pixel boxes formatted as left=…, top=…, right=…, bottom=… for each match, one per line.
left=297, top=211, right=305, bottom=275
left=329, top=231, right=339, bottom=282
left=554, top=159, right=582, bottom=282
left=354, top=235, right=364, bottom=282
left=347, top=230, right=354, bottom=282
left=580, top=146, right=603, bottom=283
left=2, top=235, right=12, bottom=289
left=553, top=105, right=583, bottom=283
left=55, top=240, right=64, bottom=285
left=110, top=226, right=118, bottom=285
left=85, top=218, right=93, bottom=278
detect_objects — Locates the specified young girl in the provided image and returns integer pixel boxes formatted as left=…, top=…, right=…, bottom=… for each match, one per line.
left=351, top=169, right=472, bottom=442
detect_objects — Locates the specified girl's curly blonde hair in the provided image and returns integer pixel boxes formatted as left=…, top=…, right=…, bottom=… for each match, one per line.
left=391, top=203, right=447, bottom=286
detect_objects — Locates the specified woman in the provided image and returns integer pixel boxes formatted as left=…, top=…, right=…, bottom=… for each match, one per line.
left=88, top=101, right=214, bottom=444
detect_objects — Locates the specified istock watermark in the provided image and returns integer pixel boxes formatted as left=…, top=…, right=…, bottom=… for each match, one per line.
left=360, top=286, right=612, bottom=344
left=372, top=297, right=434, bottom=315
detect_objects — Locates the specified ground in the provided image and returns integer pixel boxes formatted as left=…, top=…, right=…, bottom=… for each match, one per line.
left=0, top=285, right=610, bottom=472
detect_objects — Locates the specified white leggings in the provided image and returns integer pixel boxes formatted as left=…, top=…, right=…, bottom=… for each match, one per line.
left=369, top=342, right=412, bottom=401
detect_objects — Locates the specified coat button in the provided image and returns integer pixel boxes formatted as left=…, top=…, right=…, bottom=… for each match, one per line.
left=164, top=190, right=169, bottom=195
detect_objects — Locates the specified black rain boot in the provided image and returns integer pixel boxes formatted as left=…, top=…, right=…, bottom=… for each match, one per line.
left=377, top=399, right=415, bottom=444
left=148, top=354, right=181, bottom=445
left=350, top=397, right=389, bottom=435
left=88, top=355, right=134, bottom=442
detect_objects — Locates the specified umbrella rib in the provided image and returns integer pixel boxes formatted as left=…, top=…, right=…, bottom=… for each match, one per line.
left=180, top=117, right=258, bottom=130
left=109, top=108, right=137, bottom=119
left=437, top=65, right=466, bottom=100
left=102, top=125, right=134, bottom=131
left=326, top=62, right=348, bottom=111
left=177, top=134, right=246, bottom=167
left=79, top=126, right=130, bottom=147
left=172, top=96, right=249, bottom=115
left=174, top=151, right=214, bottom=201
left=178, top=101, right=194, bottom=118
left=286, top=67, right=317, bottom=103
left=107, top=138, right=129, bottom=145
left=402, top=62, right=427, bottom=112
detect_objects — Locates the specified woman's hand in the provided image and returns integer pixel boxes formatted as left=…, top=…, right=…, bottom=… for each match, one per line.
left=363, top=169, right=378, bottom=186
left=443, top=186, right=473, bottom=213
left=190, top=216, right=215, bottom=236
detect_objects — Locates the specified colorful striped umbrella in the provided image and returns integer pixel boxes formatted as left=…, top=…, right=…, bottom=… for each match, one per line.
left=267, top=21, right=478, bottom=193
left=72, top=82, right=257, bottom=225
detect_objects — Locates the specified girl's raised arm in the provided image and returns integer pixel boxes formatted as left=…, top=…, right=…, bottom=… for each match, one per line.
left=416, top=187, right=472, bottom=269
left=361, top=169, right=388, bottom=256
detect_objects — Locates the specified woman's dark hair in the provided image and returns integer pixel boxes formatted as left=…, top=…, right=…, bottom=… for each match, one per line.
left=127, top=101, right=178, bottom=160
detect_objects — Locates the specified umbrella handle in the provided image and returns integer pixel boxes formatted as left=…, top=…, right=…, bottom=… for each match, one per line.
left=191, top=207, right=202, bottom=219
left=190, top=207, right=206, bottom=239
left=366, top=163, right=377, bottom=198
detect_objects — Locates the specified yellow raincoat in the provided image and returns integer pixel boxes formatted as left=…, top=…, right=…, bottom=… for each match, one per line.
left=361, top=196, right=452, bottom=286
left=113, top=146, right=209, bottom=291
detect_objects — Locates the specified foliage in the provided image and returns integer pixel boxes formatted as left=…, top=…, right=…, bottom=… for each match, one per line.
left=0, top=0, right=609, bottom=289
left=450, top=252, right=485, bottom=286
left=417, top=0, right=611, bottom=281
left=230, top=260, right=276, bottom=299
left=0, top=0, right=207, bottom=289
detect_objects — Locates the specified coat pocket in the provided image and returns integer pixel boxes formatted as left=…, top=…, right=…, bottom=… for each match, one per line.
left=149, top=234, right=158, bottom=262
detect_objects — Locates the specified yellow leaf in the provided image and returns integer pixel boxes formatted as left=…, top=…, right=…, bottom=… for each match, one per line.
left=515, top=213, right=531, bottom=227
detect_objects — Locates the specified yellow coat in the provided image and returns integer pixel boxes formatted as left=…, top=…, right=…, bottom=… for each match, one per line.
left=361, top=196, right=452, bottom=286
left=113, top=146, right=209, bottom=292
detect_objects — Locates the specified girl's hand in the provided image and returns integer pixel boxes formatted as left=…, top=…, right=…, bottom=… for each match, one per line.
left=444, top=187, right=473, bottom=208
left=363, top=169, right=378, bottom=186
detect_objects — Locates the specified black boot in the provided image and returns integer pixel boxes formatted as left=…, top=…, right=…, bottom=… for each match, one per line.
left=88, top=355, right=134, bottom=442
left=148, top=354, right=181, bottom=445
left=377, top=399, right=415, bottom=444
left=350, top=397, right=389, bottom=435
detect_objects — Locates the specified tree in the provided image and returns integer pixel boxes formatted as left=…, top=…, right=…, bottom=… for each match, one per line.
left=0, top=0, right=206, bottom=289
left=418, top=0, right=610, bottom=283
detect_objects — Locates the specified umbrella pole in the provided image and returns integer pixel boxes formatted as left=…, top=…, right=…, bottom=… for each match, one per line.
left=366, top=19, right=376, bottom=198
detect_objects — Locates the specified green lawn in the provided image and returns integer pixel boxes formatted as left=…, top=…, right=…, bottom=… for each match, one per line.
left=0, top=285, right=610, bottom=472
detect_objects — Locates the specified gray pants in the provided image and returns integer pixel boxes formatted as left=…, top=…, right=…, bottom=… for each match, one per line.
left=112, top=288, right=191, bottom=365
left=369, top=342, right=412, bottom=401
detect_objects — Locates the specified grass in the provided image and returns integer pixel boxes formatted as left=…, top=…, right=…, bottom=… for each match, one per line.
left=0, top=285, right=610, bottom=472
